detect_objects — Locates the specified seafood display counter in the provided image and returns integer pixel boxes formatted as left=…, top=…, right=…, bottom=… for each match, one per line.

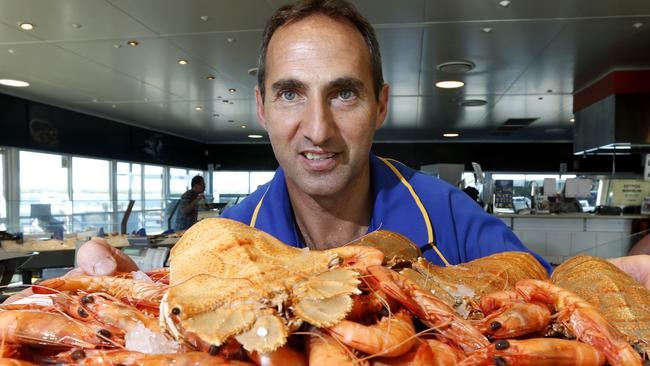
left=497, top=213, right=648, bottom=264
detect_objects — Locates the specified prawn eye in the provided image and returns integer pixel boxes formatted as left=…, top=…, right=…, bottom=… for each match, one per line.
left=97, top=329, right=112, bottom=339
left=172, top=307, right=181, bottom=315
left=77, top=307, right=89, bottom=318
left=495, top=339, right=510, bottom=350
left=81, top=295, right=94, bottom=304
left=489, top=321, right=502, bottom=331
left=71, top=350, right=86, bottom=360
left=208, top=344, right=221, bottom=356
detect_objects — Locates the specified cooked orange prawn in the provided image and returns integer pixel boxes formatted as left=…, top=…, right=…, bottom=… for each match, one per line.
left=247, top=344, right=307, bottom=366
left=366, top=265, right=489, bottom=353
left=34, top=275, right=165, bottom=309
left=373, top=339, right=463, bottom=366
left=0, top=358, right=37, bottom=366
left=74, top=293, right=161, bottom=334
left=457, top=338, right=606, bottom=366
left=515, top=279, right=642, bottom=366
left=308, top=329, right=367, bottom=366
left=52, top=349, right=255, bottom=365
left=327, top=308, right=416, bottom=358
left=0, top=310, right=113, bottom=349
left=476, top=302, right=551, bottom=339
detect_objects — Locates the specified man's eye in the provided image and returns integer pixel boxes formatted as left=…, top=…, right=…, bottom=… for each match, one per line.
left=281, top=90, right=296, bottom=101
left=338, top=89, right=354, bottom=100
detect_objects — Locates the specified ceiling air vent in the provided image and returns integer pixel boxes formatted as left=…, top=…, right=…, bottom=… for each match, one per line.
left=459, top=99, right=488, bottom=107
left=437, top=60, right=475, bottom=74
left=489, top=117, right=539, bottom=135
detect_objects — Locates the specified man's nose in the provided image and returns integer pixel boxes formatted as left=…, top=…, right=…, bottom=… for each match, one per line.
left=301, top=96, right=336, bottom=146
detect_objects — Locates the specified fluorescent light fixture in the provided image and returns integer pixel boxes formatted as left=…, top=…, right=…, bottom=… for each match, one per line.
left=435, top=81, right=464, bottom=89
left=0, top=79, right=29, bottom=87
left=248, top=134, right=263, bottom=139
left=443, top=133, right=460, bottom=137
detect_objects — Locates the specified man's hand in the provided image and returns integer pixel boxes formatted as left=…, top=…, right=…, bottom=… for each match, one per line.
left=609, top=255, right=650, bottom=289
left=76, top=238, right=139, bottom=276
left=3, top=238, right=138, bottom=304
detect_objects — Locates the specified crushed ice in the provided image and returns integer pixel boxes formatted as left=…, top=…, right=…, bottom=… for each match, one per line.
left=125, top=323, right=179, bottom=354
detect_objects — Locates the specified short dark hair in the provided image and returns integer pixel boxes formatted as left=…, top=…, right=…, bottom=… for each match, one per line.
left=258, top=0, right=383, bottom=101
left=191, top=175, right=204, bottom=187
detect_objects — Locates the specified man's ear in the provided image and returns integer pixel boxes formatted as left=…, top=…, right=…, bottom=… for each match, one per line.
left=255, top=86, right=267, bottom=130
left=375, top=83, right=390, bottom=130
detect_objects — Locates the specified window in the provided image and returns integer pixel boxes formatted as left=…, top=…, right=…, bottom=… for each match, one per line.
left=169, top=168, right=191, bottom=196
left=0, top=149, right=5, bottom=230
left=117, top=162, right=143, bottom=233
left=250, top=171, right=274, bottom=192
left=72, top=157, right=110, bottom=232
left=19, top=151, right=71, bottom=234
left=214, top=171, right=250, bottom=204
left=143, top=165, right=164, bottom=233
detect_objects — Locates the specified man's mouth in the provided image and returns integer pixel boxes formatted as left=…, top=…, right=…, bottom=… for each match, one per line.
left=303, top=152, right=335, bottom=161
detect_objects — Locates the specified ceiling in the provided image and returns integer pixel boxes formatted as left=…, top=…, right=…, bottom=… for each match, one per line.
left=0, top=0, right=649, bottom=144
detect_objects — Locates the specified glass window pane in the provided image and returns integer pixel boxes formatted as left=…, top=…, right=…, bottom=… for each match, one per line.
left=0, top=150, right=5, bottom=230
left=72, top=157, right=110, bottom=232
left=117, top=162, right=142, bottom=210
left=19, top=151, right=71, bottom=234
left=144, top=165, right=163, bottom=210
left=250, top=171, right=275, bottom=192
left=214, top=171, right=249, bottom=203
left=169, top=168, right=189, bottom=195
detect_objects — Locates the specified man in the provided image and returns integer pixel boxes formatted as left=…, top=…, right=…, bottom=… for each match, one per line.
left=173, top=175, right=205, bottom=231
left=17, top=0, right=650, bottom=293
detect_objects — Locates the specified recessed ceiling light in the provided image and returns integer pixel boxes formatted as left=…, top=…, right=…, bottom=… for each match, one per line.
left=538, top=97, right=544, bottom=100
left=7, top=49, right=15, bottom=54
left=241, top=125, right=247, bottom=129
left=111, top=104, right=117, bottom=108
left=127, top=40, right=139, bottom=47
left=206, top=75, right=216, bottom=80
left=546, top=89, right=553, bottom=93
left=195, top=106, right=203, bottom=111
left=227, top=120, right=234, bottom=123
left=499, top=0, right=511, bottom=7
left=19, top=22, right=34, bottom=30
left=247, top=67, right=258, bottom=76
left=227, top=37, right=236, bottom=43
left=71, top=23, right=82, bottom=29
left=113, top=44, right=122, bottom=49
left=92, top=98, right=98, bottom=103
left=248, top=134, right=263, bottom=139
left=443, top=133, right=460, bottom=138
left=229, top=101, right=234, bottom=105
left=482, top=27, right=493, bottom=33
left=213, top=113, right=219, bottom=117
left=143, top=98, right=149, bottom=102
left=435, top=81, right=464, bottom=89
left=228, top=88, right=236, bottom=94
left=570, top=117, right=575, bottom=123
left=222, top=99, right=229, bottom=103
left=0, top=79, right=29, bottom=87
left=178, top=59, right=189, bottom=65
left=200, top=15, right=210, bottom=22
left=633, top=22, right=644, bottom=29
left=459, top=99, right=488, bottom=107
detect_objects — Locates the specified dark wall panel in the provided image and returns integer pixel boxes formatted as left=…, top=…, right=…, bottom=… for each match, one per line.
left=0, top=93, right=28, bottom=146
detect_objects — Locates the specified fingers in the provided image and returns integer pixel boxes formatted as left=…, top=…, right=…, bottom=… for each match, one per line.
left=2, top=288, right=33, bottom=304
left=76, top=238, right=139, bottom=276
left=608, top=255, right=650, bottom=289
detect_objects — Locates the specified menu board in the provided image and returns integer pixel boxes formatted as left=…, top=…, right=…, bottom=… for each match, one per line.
left=494, top=180, right=514, bottom=212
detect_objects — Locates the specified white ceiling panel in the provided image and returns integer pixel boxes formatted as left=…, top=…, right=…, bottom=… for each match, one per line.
left=0, top=0, right=157, bottom=41
left=108, top=0, right=274, bottom=34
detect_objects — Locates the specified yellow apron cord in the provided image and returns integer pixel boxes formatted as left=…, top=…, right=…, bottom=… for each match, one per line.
left=249, top=187, right=270, bottom=228
left=378, top=157, right=450, bottom=266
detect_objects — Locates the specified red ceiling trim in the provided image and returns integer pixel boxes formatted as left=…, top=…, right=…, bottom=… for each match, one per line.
left=573, top=70, right=650, bottom=113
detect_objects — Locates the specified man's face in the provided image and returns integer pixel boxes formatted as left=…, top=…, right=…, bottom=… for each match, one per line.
left=256, top=14, right=389, bottom=198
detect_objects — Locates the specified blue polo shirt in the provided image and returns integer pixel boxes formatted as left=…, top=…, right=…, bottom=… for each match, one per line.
left=221, top=154, right=551, bottom=273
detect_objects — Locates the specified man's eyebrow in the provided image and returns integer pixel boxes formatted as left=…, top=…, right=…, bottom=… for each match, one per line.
left=328, top=77, right=365, bottom=91
left=271, top=79, right=306, bottom=92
